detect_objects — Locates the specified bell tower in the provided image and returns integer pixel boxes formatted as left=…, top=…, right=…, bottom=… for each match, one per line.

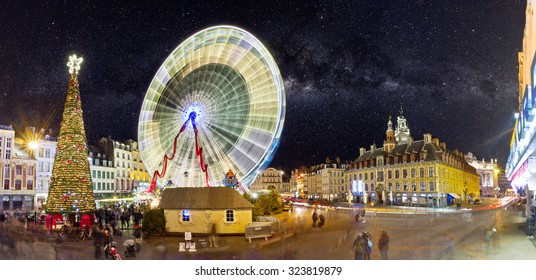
left=384, top=115, right=396, bottom=153
left=395, top=105, right=411, bottom=144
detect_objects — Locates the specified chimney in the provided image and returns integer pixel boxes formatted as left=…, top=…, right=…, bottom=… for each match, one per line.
left=408, top=136, right=413, bottom=146
left=440, top=142, right=446, bottom=150
left=371, top=144, right=376, bottom=153
left=359, top=147, right=366, bottom=156
left=432, top=138, right=439, bottom=146
left=423, top=133, right=432, bottom=143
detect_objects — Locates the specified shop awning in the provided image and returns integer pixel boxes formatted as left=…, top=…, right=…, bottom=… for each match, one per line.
left=447, top=193, right=461, bottom=199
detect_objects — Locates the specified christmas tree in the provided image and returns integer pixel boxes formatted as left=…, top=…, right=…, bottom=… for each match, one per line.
left=46, top=55, right=96, bottom=214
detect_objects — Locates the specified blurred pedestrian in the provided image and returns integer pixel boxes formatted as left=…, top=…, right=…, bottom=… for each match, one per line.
left=93, top=226, right=103, bottom=259
left=312, top=211, right=318, bottom=227
left=318, top=214, right=325, bottom=228
left=353, top=234, right=365, bottom=260
left=120, top=212, right=126, bottom=230
left=484, top=227, right=494, bottom=255
left=378, top=231, right=390, bottom=260
left=103, top=229, right=112, bottom=258
left=363, top=232, right=372, bottom=260
left=209, top=223, right=219, bottom=248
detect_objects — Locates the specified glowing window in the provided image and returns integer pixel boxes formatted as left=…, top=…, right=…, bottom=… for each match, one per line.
left=182, top=210, right=191, bottom=222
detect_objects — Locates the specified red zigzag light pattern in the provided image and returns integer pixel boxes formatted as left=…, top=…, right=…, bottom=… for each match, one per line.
left=148, top=112, right=210, bottom=192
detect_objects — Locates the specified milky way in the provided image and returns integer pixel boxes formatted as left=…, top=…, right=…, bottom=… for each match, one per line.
left=0, top=0, right=526, bottom=174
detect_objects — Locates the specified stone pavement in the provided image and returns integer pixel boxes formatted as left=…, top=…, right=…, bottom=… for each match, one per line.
left=1, top=197, right=535, bottom=260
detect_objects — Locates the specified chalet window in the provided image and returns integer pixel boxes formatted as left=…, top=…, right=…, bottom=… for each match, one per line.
left=15, top=179, right=21, bottom=190
left=403, top=169, right=408, bottom=178
left=226, top=210, right=235, bottom=222
left=429, top=182, right=435, bottom=191
left=26, top=180, right=33, bottom=190
left=3, top=179, right=9, bottom=190
left=182, top=210, right=191, bottom=222
left=429, top=167, right=435, bottom=177
left=411, top=168, right=415, bottom=178
left=420, top=182, right=425, bottom=191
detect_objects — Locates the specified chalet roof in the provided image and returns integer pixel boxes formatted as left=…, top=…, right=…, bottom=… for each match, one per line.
left=159, top=187, right=254, bottom=210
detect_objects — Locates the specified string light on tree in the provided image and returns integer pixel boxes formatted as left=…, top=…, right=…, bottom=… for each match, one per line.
left=46, top=54, right=95, bottom=214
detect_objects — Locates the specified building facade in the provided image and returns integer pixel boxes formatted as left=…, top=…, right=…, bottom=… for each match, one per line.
left=0, top=125, right=36, bottom=211
left=506, top=0, right=536, bottom=236
left=345, top=114, right=479, bottom=207
left=34, top=134, right=57, bottom=208
left=99, top=136, right=134, bottom=196
left=88, top=146, right=116, bottom=200
left=249, top=167, right=284, bottom=193
left=466, top=152, right=500, bottom=198
left=126, top=139, right=150, bottom=194
left=304, top=158, right=348, bottom=202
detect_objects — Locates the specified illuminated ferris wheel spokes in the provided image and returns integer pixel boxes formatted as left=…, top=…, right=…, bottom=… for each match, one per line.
left=138, top=26, right=286, bottom=192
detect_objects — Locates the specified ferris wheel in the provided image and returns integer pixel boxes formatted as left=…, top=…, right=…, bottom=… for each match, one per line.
left=138, top=26, right=285, bottom=193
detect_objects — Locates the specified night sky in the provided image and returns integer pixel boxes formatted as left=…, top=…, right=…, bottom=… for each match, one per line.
left=0, top=0, right=526, bottom=174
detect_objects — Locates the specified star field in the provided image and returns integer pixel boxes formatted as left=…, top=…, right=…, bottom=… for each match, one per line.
left=0, top=0, right=526, bottom=173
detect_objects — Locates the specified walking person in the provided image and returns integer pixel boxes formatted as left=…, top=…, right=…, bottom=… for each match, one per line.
left=318, top=214, right=325, bottom=228
left=353, top=234, right=366, bottom=260
left=120, top=212, right=126, bottom=230
left=484, top=227, right=494, bottom=255
left=93, top=226, right=103, bottom=259
left=209, top=223, right=219, bottom=248
left=125, top=211, right=131, bottom=229
left=363, top=231, right=372, bottom=260
left=103, top=229, right=112, bottom=258
left=312, top=211, right=318, bottom=227
left=378, top=231, right=390, bottom=260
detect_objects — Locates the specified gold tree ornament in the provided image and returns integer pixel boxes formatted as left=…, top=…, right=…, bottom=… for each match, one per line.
left=67, top=54, right=83, bottom=75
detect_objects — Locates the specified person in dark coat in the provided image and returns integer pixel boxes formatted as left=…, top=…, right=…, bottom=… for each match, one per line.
left=378, top=231, right=390, bottom=260
left=318, top=214, right=325, bottom=228
left=93, top=226, right=103, bottom=259
left=362, top=231, right=372, bottom=259
left=125, top=211, right=131, bottom=229
left=103, top=229, right=112, bottom=258
left=120, top=212, right=126, bottom=230
left=353, top=234, right=366, bottom=260
left=312, top=211, right=318, bottom=227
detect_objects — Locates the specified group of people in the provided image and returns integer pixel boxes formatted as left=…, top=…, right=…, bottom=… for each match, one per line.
left=353, top=230, right=390, bottom=260
left=93, top=223, right=142, bottom=259
left=312, top=211, right=326, bottom=228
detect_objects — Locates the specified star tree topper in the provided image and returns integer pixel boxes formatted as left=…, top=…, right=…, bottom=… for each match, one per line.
left=67, top=54, right=83, bottom=75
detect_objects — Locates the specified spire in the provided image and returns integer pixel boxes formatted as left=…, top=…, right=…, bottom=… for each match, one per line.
left=387, top=115, right=393, bottom=131
left=399, top=104, right=404, bottom=115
